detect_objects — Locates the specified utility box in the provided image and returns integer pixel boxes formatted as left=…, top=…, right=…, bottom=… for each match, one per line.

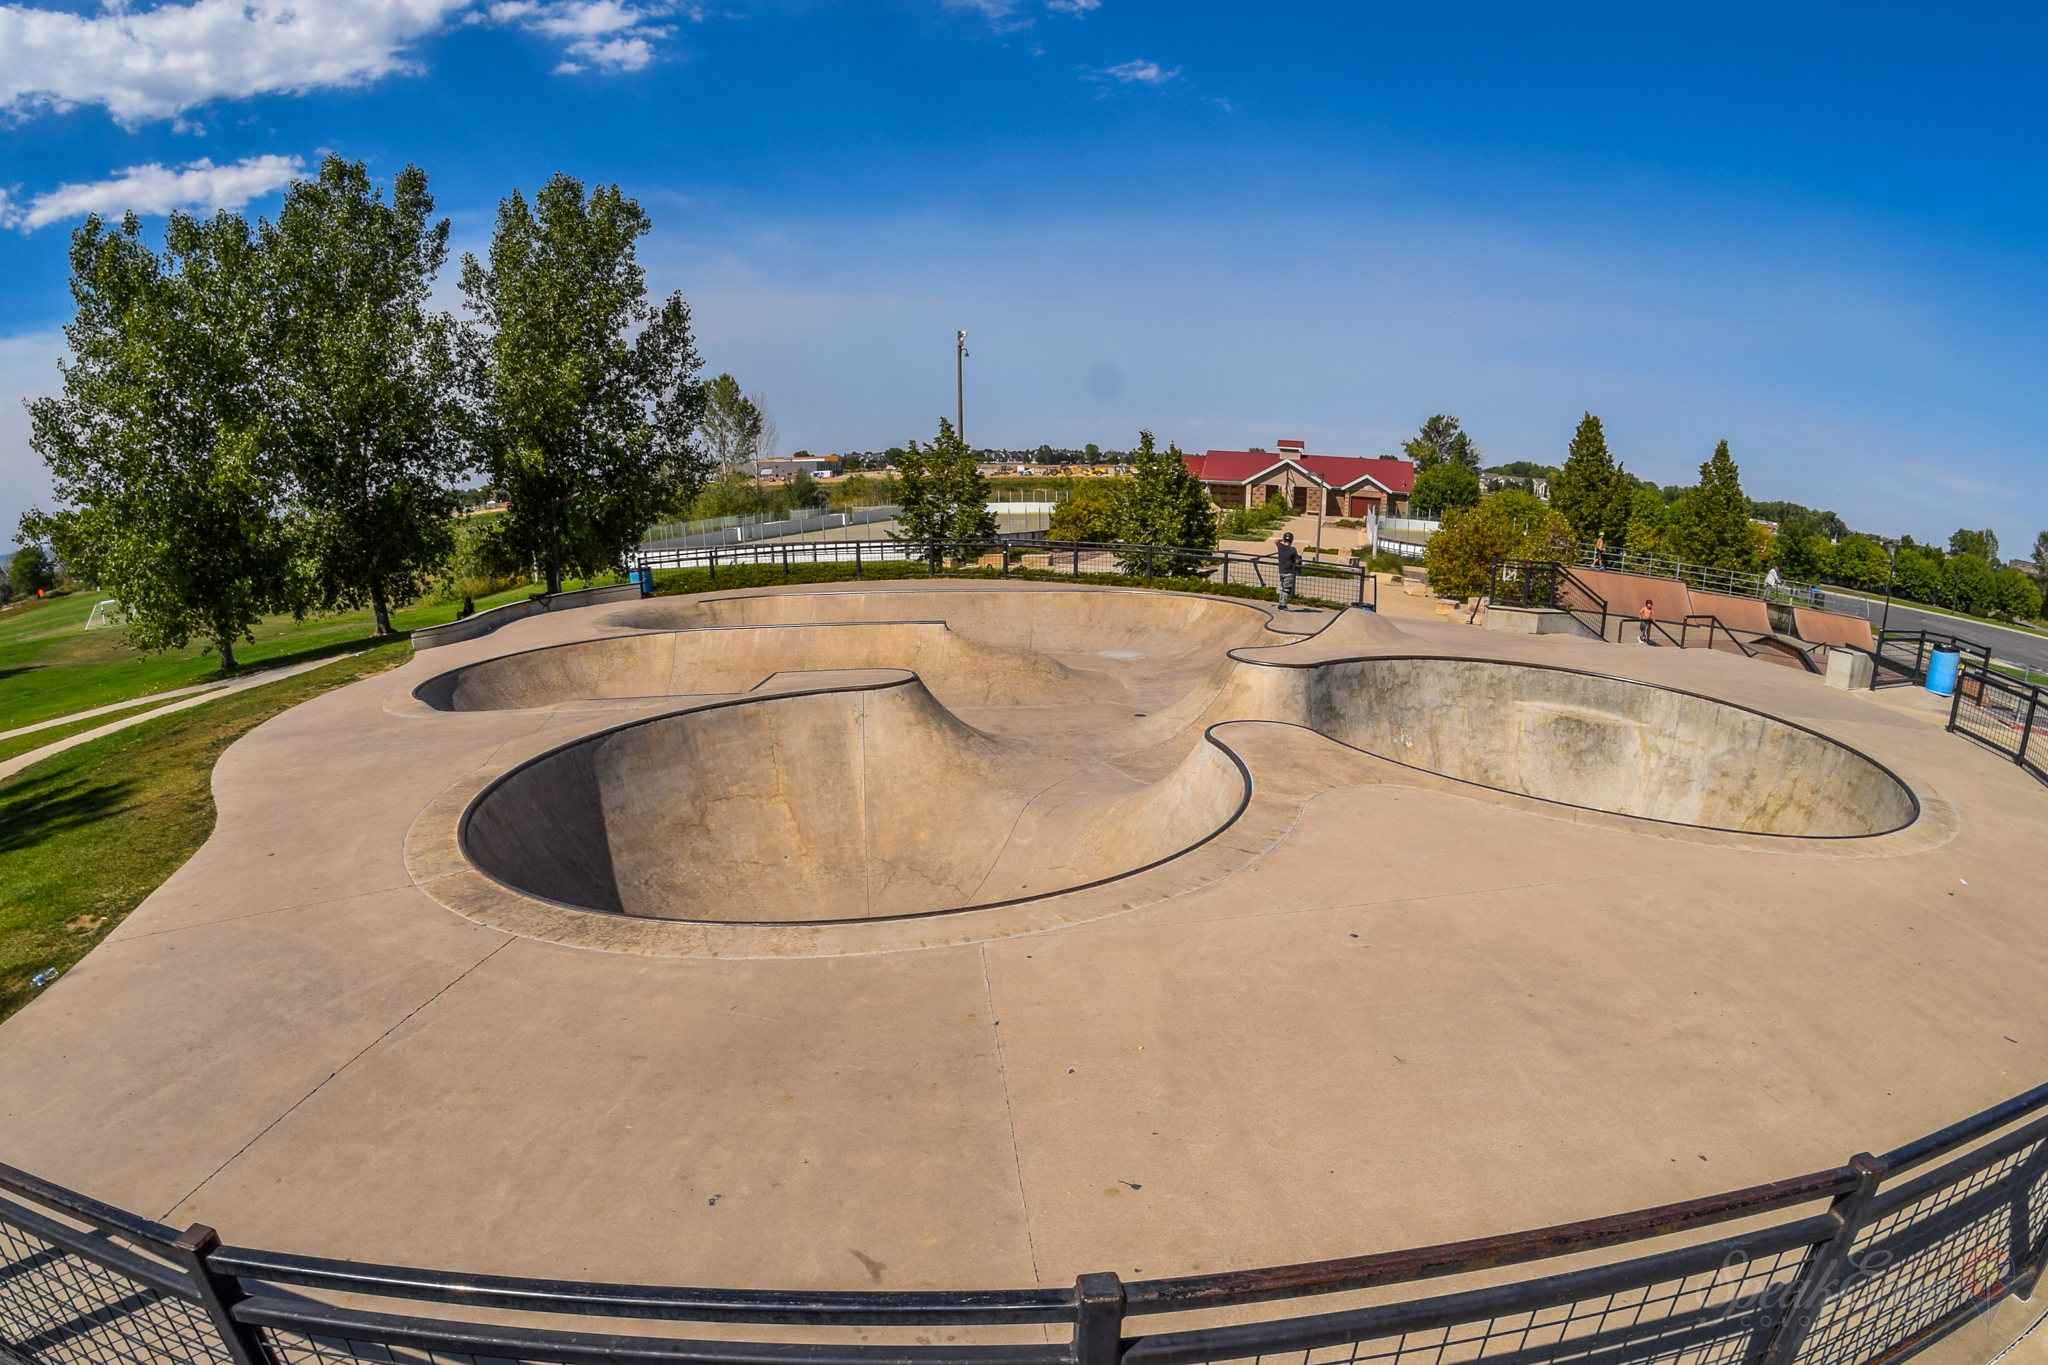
left=1826, top=648, right=1875, bottom=691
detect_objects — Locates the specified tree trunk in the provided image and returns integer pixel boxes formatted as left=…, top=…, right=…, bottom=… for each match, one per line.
left=218, top=640, right=236, bottom=672
left=371, top=578, right=392, bottom=636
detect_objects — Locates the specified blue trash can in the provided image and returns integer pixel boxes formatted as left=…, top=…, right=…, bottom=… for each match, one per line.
left=1925, top=647, right=1960, bottom=697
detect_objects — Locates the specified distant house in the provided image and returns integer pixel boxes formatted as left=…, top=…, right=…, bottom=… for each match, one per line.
left=1480, top=471, right=1549, bottom=499
left=1183, top=439, right=1416, bottom=518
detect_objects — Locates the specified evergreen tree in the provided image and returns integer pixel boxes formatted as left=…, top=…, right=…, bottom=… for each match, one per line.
left=25, top=212, right=298, bottom=671
left=1114, top=430, right=1216, bottom=570
left=459, top=173, right=706, bottom=594
left=260, top=156, right=464, bottom=636
left=1598, top=467, right=1635, bottom=547
left=1551, top=412, right=1616, bottom=544
left=893, top=417, right=997, bottom=543
left=1676, top=440, right=1758, bottom=572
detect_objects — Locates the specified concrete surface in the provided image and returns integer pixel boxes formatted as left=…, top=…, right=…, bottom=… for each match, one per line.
left=0, top=579, right=2043, bottom=1354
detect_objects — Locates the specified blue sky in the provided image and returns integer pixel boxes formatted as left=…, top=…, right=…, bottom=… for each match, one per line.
left=2, top=1, right=2044, bottom=554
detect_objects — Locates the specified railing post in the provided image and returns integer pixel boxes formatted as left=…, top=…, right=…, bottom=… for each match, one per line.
left=1073, top=1272, right=1125, bottom=1365
left=1145, top=545, right=1155, bottom=582
left=1948, top=668, right=1966, bottom=733
left=854, top=542, right=863, bottom=579
left=2018, top=689, right=2039, bottom=771
left=1756, top=1155, right=1882, bottom=1365
left=172, top=1225, right=268, bottom=1365
left=709, top=548, right=717, bottom=585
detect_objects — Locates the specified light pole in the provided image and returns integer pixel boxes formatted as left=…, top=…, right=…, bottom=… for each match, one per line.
left=1878, top=540, right=1898, bottom=636
left=955, top=330, right=969, bottom=446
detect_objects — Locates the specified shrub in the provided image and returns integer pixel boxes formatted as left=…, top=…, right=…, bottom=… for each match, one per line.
left=1423, top=490, right=1574, bottom=600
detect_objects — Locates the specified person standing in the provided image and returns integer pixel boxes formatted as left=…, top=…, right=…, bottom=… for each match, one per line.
left=1638, top=597, right=1655, bottom=644
left=1276, top=532, right=1302, bottom=611
left=1594, top=534, right=1607, bottom=568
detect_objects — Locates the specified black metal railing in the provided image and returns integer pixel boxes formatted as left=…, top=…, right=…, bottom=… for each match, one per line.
left=5, top=1080, right=2044, bottom=1365
left=1948, top=661, right=2046, bottom=786
left=1872, top=630, right=1992, bottom=690
left=628, top=537, right=1381, bottom=610
left=1487, top=561, right=1610, bottom=639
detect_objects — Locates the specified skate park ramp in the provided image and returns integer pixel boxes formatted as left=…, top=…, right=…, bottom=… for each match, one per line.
left=413, top=621, right=1120, bottom=712
left=607, top=587, right=1272, bottom=672
left=1289, top=657, right=1916, bottom=836
left=460, top=677, right=1249, bottom=922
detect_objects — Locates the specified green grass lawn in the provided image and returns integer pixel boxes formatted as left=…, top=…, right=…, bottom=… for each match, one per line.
left=0, top=698, right=183, bottom=764
left=0, top=639, right=412, bottom=1021
left=0, top=574, right=615, bottom=735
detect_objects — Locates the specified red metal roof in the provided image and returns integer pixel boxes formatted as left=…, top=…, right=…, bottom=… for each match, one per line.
left=1186, top=450, right=1416, bottom=495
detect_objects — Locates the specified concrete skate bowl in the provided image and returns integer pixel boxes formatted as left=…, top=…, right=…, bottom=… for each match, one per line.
left=411, top=621, right=1123, bottom=712
left=605, top=586, right=1271, bottom=680
left=459, top=675, right=1250, bottom=923
left=1283, top=656, right=1918, bottom=837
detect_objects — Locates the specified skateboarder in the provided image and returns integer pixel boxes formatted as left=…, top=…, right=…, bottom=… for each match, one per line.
left=1638, top=598, right=1655, bottom=644
left=1276, top=532, right=1302, bottom=611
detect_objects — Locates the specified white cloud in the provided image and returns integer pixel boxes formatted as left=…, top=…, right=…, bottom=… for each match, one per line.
left=2, top=155, right=305, bottom=231
left=485, top=0, right=670, bottom=72
left=0, top=0, right=673, bottom=125
left=1100, top=58, right=1177, bottom=85
left=946, top=0, right=1098, bottom=30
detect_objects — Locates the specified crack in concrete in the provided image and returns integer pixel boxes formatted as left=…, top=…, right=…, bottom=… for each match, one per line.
left=980, top=941, right=1041, bottom=1287
left=159, top=934, right=514, bottom=1222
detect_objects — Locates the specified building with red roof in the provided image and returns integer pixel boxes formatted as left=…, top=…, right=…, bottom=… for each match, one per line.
left=1183, top=441, right=1417, bottom=518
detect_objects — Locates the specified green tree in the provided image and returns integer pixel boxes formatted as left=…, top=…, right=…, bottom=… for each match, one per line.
left=259, top=156, right=464, bottom=636
left=1623, top=487, right=1675, bottom=558
left=1113, top=430, right=1217, bottom=565
left=1676, top=440, right=1757, bottom=573
left=894, top=417, right=997, bottom=543
left=1410, top=462, right=1480, bottom=518
left=8, top=544, right=56, bottom=595
left=1423, top=490, right=1573, bottom=600
left=1049, top=480, right=1119, bottom=542
left=459, top=172, right=706, bottom=594
left=1831, top=535, right=1891, bottom=590
left=2034, top=531, right=2048, bottom=575
left=1949, top=527, right=1999, bottom=563
left=25, top=212, right=298, bottom=670
left=1552, top=412, right=1618, bottom=544
left=1992, top=567, right=2042, bottom=621
left=1402, top=414, right=1480, bottom=471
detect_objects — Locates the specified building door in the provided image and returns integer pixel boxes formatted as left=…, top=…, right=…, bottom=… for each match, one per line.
left=1262, top=483, right=1281, bottom=506
left=1291, top=486, right=1308, bottom=512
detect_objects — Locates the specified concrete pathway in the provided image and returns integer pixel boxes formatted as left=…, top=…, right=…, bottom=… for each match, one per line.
left=0, top=654, right=345, bottom=783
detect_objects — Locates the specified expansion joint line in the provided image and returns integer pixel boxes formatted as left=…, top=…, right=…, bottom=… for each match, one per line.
left=160, top=935, right=516, bottom=1223
left=980, top=942, right=1042, bottom=1288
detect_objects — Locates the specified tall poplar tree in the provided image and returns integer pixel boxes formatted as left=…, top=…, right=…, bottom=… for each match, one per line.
left=460, top=173, right=706, bottom=593
left=25, top=212, right=297, bottom=671
left=261, top=156, right=464, bottom=635
left=1677, top=440, right=1758, bottom=572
